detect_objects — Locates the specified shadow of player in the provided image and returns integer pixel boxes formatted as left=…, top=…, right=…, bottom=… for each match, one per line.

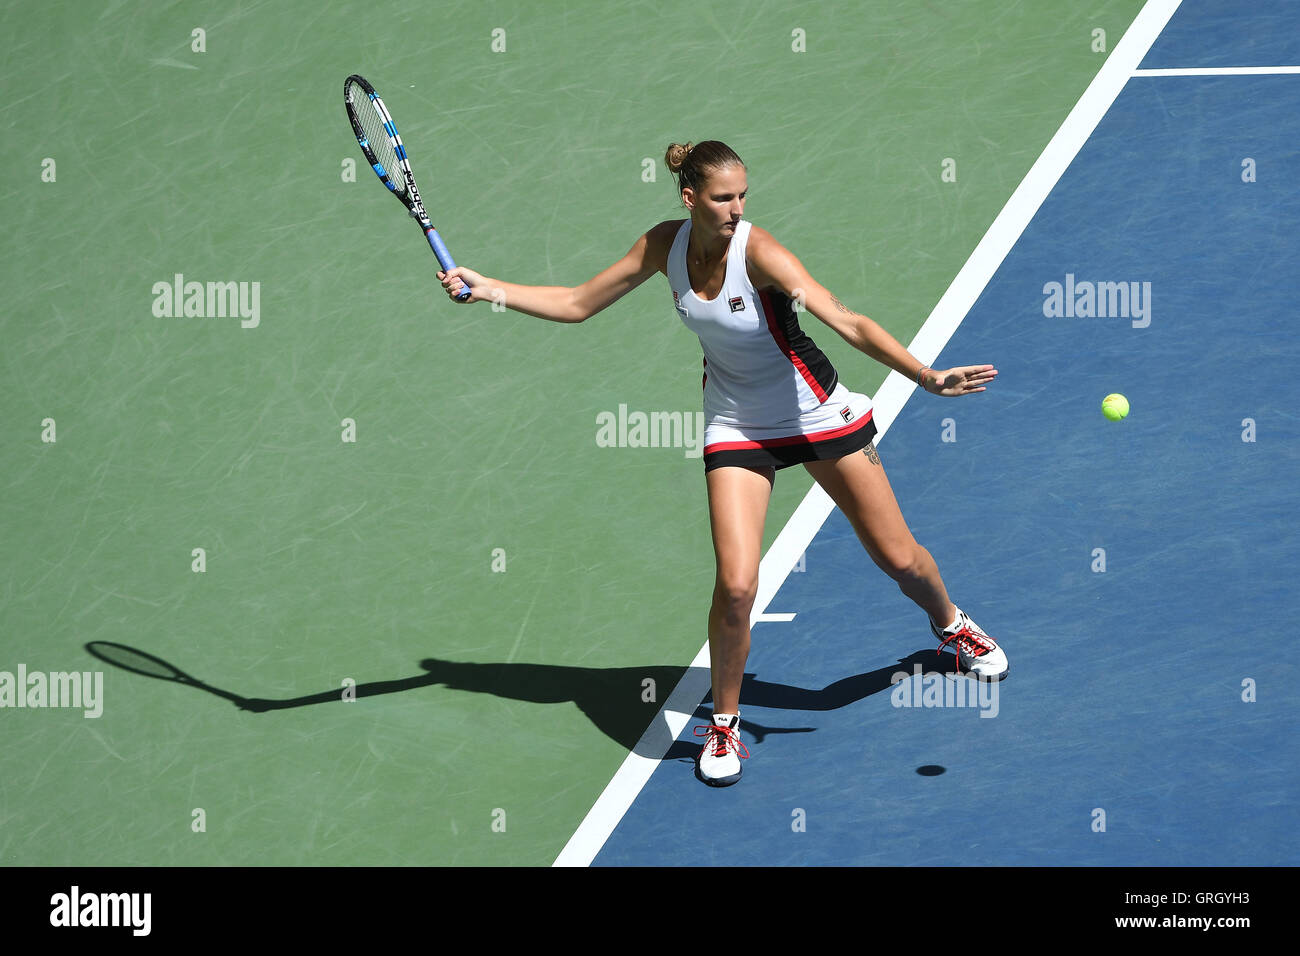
left=86, top=641, right=954, bottom=760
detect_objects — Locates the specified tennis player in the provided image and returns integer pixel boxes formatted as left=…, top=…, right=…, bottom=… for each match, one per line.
left=436, top=141, right=1008, bottom=787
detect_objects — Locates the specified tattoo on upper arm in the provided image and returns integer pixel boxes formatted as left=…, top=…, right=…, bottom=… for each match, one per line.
left=864, top=442, right=881, bottom=466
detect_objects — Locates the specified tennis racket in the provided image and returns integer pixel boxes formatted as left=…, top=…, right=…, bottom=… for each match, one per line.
left=344, top=74, right=471, bottom=300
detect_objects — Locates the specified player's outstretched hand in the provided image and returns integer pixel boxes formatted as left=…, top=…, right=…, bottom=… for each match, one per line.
left=925, top=364, right=997, bottom=396
left=436, top=266, right=488, bottom=303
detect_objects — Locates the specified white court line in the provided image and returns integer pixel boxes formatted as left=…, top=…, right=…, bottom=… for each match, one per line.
left=1134, top=66, right=1300, bottom=75
left=552, top=0, right=1183, bottom=868
left=754, top=613, right=797, bottom=623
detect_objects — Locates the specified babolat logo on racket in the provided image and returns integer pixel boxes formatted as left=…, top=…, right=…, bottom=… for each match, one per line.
left=840, top=406, right=854, bottom=423
left=729, top=296, right=745, bottom=312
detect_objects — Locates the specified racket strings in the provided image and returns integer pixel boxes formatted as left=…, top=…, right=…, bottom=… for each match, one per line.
left=349, top=83, right=407, bottom=197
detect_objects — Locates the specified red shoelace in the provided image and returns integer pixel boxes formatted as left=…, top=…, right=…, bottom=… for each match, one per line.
left=937, top=626, right=996, bottom=675
left=694, top=722, right=750, bottom=760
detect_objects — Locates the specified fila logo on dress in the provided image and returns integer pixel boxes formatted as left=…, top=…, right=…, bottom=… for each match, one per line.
left=729, top=296, right=745, bottom=313
left=840, top=406, right=854, bottom=423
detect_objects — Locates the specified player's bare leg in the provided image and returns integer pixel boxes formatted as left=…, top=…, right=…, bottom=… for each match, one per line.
left=704, top=464, right=773, bottom=714
left=804, top=443, right=953, bottom=624
left=804, top=442, right=1008, bottom=679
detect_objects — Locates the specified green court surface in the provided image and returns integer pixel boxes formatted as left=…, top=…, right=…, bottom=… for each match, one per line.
left=2, top=1, right=1144, bottom=866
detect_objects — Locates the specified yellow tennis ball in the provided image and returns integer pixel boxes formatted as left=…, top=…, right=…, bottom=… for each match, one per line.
left=1102, top=393, right=1129, bottom=421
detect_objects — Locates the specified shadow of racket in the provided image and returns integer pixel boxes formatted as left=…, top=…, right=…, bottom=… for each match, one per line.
left=83, top=641, right=446, bottom=712
left=85, top=641, right=274, bottom=712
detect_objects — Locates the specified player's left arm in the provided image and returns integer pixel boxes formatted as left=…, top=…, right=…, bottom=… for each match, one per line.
left=746, top=225, right=996, bottom=396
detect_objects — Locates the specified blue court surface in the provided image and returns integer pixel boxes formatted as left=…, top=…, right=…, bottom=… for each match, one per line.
left=592, top=2, right=1300, bottom=866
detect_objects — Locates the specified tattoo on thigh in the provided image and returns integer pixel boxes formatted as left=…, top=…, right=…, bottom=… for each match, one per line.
left=864, top=442, right=881, bottom=466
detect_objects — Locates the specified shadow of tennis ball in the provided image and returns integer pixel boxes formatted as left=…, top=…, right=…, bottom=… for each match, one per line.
left=916, top=765, right=946, bottom=776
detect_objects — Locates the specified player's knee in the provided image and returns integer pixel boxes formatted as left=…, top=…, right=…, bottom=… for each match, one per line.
left=712, top=575, right=757, bottom=617
left=874, top=542, right=926, bottom=583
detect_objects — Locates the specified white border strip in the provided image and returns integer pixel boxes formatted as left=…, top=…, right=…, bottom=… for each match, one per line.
left=1134, top=66, right=1300, bottom=75
left=553, top=0, right=1182, bottom=868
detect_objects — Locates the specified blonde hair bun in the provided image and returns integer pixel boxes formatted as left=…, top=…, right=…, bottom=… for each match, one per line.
left=664, top=142, right=694, bottom=174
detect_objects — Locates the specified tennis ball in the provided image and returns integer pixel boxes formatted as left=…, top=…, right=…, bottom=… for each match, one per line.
left=1102, top=393, right=1129, bottom=421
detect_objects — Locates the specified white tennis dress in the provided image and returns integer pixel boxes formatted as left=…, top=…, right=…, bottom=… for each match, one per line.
left=667, top=218, right=877, bottom=471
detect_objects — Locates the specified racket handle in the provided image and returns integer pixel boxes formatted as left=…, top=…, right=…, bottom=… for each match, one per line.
left=425, top=226, right=472, bottom=301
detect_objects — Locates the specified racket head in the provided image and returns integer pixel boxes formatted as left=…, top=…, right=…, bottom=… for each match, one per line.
left=86, top=641, right=195, bottom=683
left=344, top=73, right=463, bottom=294
left=345, top=74, right=414, bottom=205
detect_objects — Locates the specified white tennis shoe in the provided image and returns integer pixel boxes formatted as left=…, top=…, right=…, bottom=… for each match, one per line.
left=932, top=607, right=1009, bottom=681
left=694, top=712, right=748, bottom=786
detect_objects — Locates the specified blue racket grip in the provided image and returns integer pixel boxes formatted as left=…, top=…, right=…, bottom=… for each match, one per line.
left=425, top=227, right=472, bottom=301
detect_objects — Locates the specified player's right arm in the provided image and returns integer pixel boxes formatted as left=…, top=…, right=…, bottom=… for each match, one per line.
left=436, top=220, right=680, bottom=323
